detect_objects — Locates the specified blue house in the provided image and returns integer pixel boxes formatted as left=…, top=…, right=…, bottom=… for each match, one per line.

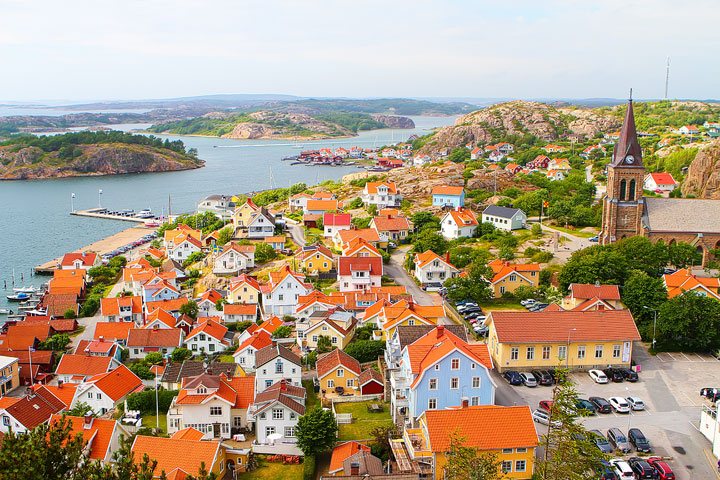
left=432, top=185, right=465, bottom=208
left=390, top=325, right=495, bottom=425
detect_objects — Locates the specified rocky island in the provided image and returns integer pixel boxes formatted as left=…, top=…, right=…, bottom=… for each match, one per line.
left=0, top=131, right=203, bottom=180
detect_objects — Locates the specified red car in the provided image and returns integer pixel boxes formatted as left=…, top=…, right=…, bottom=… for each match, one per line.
left=647, top=457, right=674, bottom=479
left=539, top=400, right=553, bottom=412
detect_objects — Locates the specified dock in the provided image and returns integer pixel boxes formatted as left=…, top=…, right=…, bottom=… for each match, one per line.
left=70, top=208, right=152, bottom=223
left=34, top=225, right=156, bottom=275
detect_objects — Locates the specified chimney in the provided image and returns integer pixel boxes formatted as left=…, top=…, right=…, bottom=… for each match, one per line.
left=387, top=214, right=392, bottom=219
left=58, top=380, right=63, bottom=389
left=98, top=336, right=104, bottom=342
left=436, top=325, right=445, bottom=338
left=461, top=397, right=469, bottom=408
left=280, top=379, right=287, bottom=392
left=445, top=251, right=450, bottom=263
left=83, top=413, right=93, bottom=429
left=595, top=280, right=600, bottom=287
left=350, top=462, right=360, bottom=475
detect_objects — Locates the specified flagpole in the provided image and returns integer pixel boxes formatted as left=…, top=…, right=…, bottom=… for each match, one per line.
left=71, top=193, right=75, bottom=213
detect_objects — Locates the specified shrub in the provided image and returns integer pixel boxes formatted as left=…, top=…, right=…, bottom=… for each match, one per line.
left=125, top=389, right=179, bottom=414
left=532, top=251, right=554, bottom=263
left=344, top=340, right=385, bottom=363
left=171, top=347, right=193, bottom=362
left=303, top=454, right=316, bottom=480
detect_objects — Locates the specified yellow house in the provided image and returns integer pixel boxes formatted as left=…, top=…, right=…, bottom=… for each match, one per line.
left=316, top=349, right=362, bottom=395
left=488, top=259, right=540, bottom=298
left=409, top=404, right=538, bottom=479
left=486, top=310, right=641, bottom=372
left=561, top=283, right=624, bottom=310
left=0, top=356, right=19, bottom=394
left=163, top=224, right=202, bottom=248
left=131, top=433, right=234, bottom=478
left=362, top=300, right=444, bottom=340
left=342, top=237, right=383, bottom=258
left=232, top=199, right=260, bottom=227
left=302, top=311, right=357, bottom=351
left=227, top=274, right=261, bottom=304
left=295, top=243, right=335, bottom=274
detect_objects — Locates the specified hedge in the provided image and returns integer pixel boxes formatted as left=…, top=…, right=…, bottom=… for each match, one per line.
left=303, top=454, right=316, bottom=480
left=125, top=390, right=178, bottom=414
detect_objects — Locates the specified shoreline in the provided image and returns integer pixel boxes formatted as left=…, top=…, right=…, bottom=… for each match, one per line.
left=0, top=163, right=204, bottom=182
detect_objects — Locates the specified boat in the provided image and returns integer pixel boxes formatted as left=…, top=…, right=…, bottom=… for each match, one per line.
left=0, top=309, right=12, bottom=315
left=144, top=221, right=159, bottom=227
left=13, top=286, right=38, bottom=294
left=290, top=162, right=308, bottom=166
left=25, top=309, right=47, bottom=316
left=282, top=155, right=299, bottom=161
left=6, top=314, right=25, bottom=320
left=7, top=293, right=31, bottom=302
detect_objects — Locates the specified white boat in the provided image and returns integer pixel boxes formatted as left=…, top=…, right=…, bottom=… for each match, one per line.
left=7, top=293, right=31, bottom=302
left=0, top=309, right=12, bottom=315
left=6, top=314, right=24, bottom=320
left=25, top=309, right=47, bottom=316
left=13, top=286, right=38, bottom=294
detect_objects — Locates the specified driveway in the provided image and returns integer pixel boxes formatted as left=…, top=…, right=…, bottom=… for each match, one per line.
left=285, top=219, right=306, bottom=247
left=385, top=246, right=437, bottom=306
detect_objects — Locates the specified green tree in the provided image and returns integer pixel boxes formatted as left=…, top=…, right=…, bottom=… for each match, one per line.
left=531, top=223, right=542, bottom=236
left=81, top=297, right=100, bottom=317
left=63, top=309, right=77, bottom=319
left=272, top=325, right=293, bottom=339
left=39, top=334, right=71, bottom=352
left=448, top=147, right=471, bottom=163
left=444, top=262, right=493, bottom=303
left=537, top=368, right=609, bottom=479
left=215, top=298, right=227, bottom=312
left=128, top=361, right=155, bottom=380
left=344, top=340, right=385, bottom=363
left=366, top=204, right=378, bottom=217
left=182, top=251, right=205, bottom=268
left=620, top=270, right=667, bottom=339
left=144, top=352, right=164, bottom=366
left=347, top=197, right=363, bottom=209
left=64, top=402, right=94, bottom=418
left=448, top=246, right=491, bottom=269
left=656, top=292, right=720, bottom=351
left=295, top=407, right=338, bottom=456
left=316, top=335, right=333, bottom=354
left=615, top=236, right=669, bottom=277
left=255, top=242, right=278, bottom=263
left=557, top=246, right=629, bottom=291
left=172, top=347, right=193, bottom=362
left=413, top=229, right=449, bottom=255
left=216, top=227, right=233, bottom=246
left=668, top=241, right=703, bottom=268
left=411, top=212, right=441, bottom=233
left=179, top=301, right=198, bottom=319
left=443, top=430, right=504, bottom=480
left=78, top=435, right=160, bottom=480
left=87, top=266, right=117, bottom=284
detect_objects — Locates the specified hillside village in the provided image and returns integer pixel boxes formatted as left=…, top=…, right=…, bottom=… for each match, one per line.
left=3, top=99, right=720, bottom=480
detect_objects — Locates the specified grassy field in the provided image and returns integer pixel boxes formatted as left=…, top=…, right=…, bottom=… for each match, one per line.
left=216, top=355, right=234, bottom=363
left=541, top=222, right=598, bottom=238
left=142, top=414, right=167, bottom=433
left=335, top=401, right=393, bottom=441
left=478, top=299, right=525, bottom=311
left=237, top=457, right=303, bottom=480
left=302, top=379, right=320, bottom=411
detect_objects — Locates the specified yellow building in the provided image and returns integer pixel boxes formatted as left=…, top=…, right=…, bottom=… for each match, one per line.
left=486, top=310, right=641, bottom=372
left=362, top=300, right=444, bottom=341
left=0, top=356, right=19, bottom=394
left=295, top=243, right=335, bottom=274
left=227, top=274, right=261, bottom=304
left=561, top=283, right=624, bottom=310
left=488, top=259, right=540, bottom=298
left=232, top=199, right=260, bottom=227
left=163, top=225, right=202, bottom=248
left=316, top=349, right=362, bottom=396
left=406, top=404, right=538, bottom=479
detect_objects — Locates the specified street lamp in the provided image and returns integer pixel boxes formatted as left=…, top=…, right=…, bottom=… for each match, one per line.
left=566, top=328, right=577, bottom=369
left=642, top=306, right=658, bottom=350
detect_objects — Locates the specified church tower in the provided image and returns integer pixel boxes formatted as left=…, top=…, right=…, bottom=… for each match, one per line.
left=599, top=96, right=646, bottom=244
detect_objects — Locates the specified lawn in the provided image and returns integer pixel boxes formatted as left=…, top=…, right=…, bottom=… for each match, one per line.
left=216, top=355, right=234, bottom=363
left=334, top=401, right=393, bottom=441
left=302, top=379, right=320, bottom=411
left=540, top=222, right=598, bottom=238
left=478, top=299, right=526, bottom=311
left=142, top=414, right=167, bottom=433
left=237, top=457, right=303, bottom=480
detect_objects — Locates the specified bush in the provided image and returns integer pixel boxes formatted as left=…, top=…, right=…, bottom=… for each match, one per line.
left=182, top=251, right=205, bottom=268
left=255, top=242, right=278, bottom=263
left=303, top=454, right=316, bottom=480
left=125, top=389, right=179, bottom=414
left=531, top=223, right=542, bottom=236
left=63, top=309, right=76, bottom=319
left=171, top=347, right=193, bottom=362
left=128, top=361, right=155, bottom=380
left=344, top=340, right=385, bottom=363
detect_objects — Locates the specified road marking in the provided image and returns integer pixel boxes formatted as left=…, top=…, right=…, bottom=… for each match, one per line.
left=682, top=391, right=701, bottom=407
left=665, top=352, right=678, bottom=361
left=657, top=353, right=668, bottom=362
left=680, top=352, right=692, bottom=362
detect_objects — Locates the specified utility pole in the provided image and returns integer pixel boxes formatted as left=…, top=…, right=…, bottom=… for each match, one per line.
left=664, top=57, right=670, bottom=100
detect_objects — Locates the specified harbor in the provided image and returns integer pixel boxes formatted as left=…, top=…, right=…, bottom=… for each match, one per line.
left=70, top=207, right=158, bottom=223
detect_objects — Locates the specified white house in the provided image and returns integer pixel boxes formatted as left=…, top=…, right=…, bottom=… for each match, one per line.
left=677, top=125, right=699, bottom=135
left=223, top=303, right=258, bottom=323
left=168, top=235, right=203, bottom=263
left=71, top=365, right=143, bottom=416
left=60, top=252, right=100, bottom=270
left=100, top=296, right=143, bottom=323
left=440, top=208, right=479, bottom=240
left=362, top=182, right=401, bottom=209
left=261, top=266, right=312, bottom=316
left=126, top=328, right=183, bottom=359
left=254, top=343, right=303, bottom=393
left=644, top=172, right=678, bottom=192
left=337, top=256, right=383, bottom=292
left=323, top=213, right=352, bottom=238
left=481, top=205, right=527, bottom=231
left=412, top=154, right=431, bottom=166
left=413, top=250, right=460, bottom=287
left=197, top=194, right=236, bottom=221
left=246, top=209, right=276, bottom=239
left=232, top=330, right=273, bottom=372
left=184, top=320, right=231, bottom=355
left=248, top=380, right=306, bottom=448
left=213, top=243, right=256, bottom=275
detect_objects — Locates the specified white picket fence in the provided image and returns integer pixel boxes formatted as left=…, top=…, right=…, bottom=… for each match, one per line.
left=336, top=413, right=352, bottom=424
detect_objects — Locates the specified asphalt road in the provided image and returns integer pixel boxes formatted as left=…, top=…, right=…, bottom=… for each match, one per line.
left=285, top=221, right=306, bottom=248
left=385, top=246, right=434, bottom=305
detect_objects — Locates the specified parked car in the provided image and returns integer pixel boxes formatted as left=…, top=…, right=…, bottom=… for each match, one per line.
left=503, top=370, right=522, bottom=386
left=520, top=299, right=537, bottom=306
left=609, top=458, right=634, bottom=478
left=575, top=398, right=597, bottom=415
left=529, top=303, right=549, bottom=312
left=519, top=372, right=537, bottom=387
left=609, top=397, right=631, bottom=413
left=628, top=428, right=651, bottom=453
left=628, top=457, right=655, bottom=479
left=599, top=463, right=620, bottom=480
left=473, top=326, right=489, bottom=336
left=589, top=369, right=609, bottom=384
left=589, top=235, right=599, bottom=242
left=589, top=396, right=612, bottom=414
left=422, top=282, right=443, bottom=291
left=700, top=387, right=720, bottom=400
left=618, top=368, right=638, bottom=382
left=548, top=367, right=567, bottom=383
left=607, top=428, right=632, bottom=453
left=539, top=400, right=553, bottom=412
left=646, top=457, right=675, bottom=479
left=532, top=409, right=560, bottom=427
left=456, top=302, right=478, bottom=313
left=603, top=368, right=624, bottom=382
left=625, top=396, right=645, bottom=411
left=531, top=370, right=554, bottom=386
left=589, top=429, right=614, bottom=454
left=388, top=242, right=396, bottom=248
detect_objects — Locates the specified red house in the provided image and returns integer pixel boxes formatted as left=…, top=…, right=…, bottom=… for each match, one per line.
left=358, top=368, right=384, bottom=395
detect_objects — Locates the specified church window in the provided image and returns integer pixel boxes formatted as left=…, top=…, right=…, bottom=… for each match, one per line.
left=628, top=179, right=636, bottom=201
left=619, top=179, right=627, bottom=201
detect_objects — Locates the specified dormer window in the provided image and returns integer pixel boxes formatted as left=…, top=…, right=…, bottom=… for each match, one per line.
left=197, top=387, right=207, bottom=394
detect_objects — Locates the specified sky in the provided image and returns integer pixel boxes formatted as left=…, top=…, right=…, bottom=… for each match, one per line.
left=1, top=0, right=718, bottom=102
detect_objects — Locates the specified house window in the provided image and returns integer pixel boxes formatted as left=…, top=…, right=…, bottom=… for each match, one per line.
left=327, top=379, right=335, bottom=388
left=450, top=378, right=459, bottom=389
left=408, top=319, right=415, bottom=326
left=312, top=335, right=318, bottom=343
left=471, top=396, right=479, bottom=406
left=238, top=357, right=245, bottom=364
left=502, top=448, right=513, bottom=454
left=595, top=345, right=604, bottom=359
left=209, top=344, right=215, bottom=352
left=542, top=346, right=551, bottom=360
left=290, top=412, right=296, bottom=420
left=337, top=369, right=344, bottom=377
left=613, top=344, right=621, bottom=358
left=516, top=447, right=527, bottom=453
left=265, top=380, right=272, bottom=388
left=509, top=274, right=517, bottom=282
left=322, top=326, right=328, bottom=331
left=97, top=393, right=102, bottom=400
left=499, top=286, right=505, bottom=294
left=429, top=378, right=437, bottom=390
left=285, top=426, right=296, bottom=438
left=501, top=461, right=512, bottom=473
left=278, top=294, right=284, bottom=301
left=526, top=346, right=535, bottom=361
left=472, top=377, right=480, bottom=388
left=191, top=344, right=197, bottom=351
left=272, top=408, right=284, bottom=420
left=331, top=337, right=338, bottom=344
left=577, top=346, right=586, bottom=359
left=199, top=334, right=206, bottom=341
left=197, top=387, right=207, bottom=394
left=510, top=347, right=519, bottom=361
left=346, top=379, right=354, bottom=388
left=265, top=426, right=276, bottom=437
left=428, top=398, right=437, bottom=409
left=275, top=361, right=283, bottom=374
left=210, top=406, right=222, bottom=416
left=558, top=345, right=567, bottom=360
left=233, top=416, right=243, bottom=427
left=451, top=358, right=459, bottom=370
left=88, top=393, right=92, bottom=399
left=515, top=460, right=526, bottom=472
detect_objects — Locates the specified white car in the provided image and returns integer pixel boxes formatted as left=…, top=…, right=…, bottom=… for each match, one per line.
left=588, top=369, right=609, bottom=384
left=532, top=409, right=560, bottom=427
left=520, top=299, right=537, bottom=306
left=610, top=458, right=634, bottom=478
left=625, top=396, right=645, bottom=411
left=609, top=396, right=631, bottom=413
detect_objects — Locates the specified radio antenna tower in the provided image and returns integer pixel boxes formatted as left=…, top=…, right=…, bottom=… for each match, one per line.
left=664, top=57, right=670, bottom=100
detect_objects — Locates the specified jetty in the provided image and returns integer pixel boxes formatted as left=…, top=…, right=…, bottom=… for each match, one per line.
left=34, top=225, right=155, bottom=275
left=70, top=208, right=153, bottom=223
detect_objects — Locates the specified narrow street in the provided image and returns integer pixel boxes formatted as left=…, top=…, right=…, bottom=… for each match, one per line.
left=385, top=246, right=434, bottom=305
left=285, top=220, right=306, bottom=248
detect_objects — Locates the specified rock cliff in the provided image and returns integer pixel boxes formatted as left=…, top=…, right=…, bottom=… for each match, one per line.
left=0, top=143, right=204, bottom=180
left=222, top=111, right=354, bottom=139
left=681, top=140, right=720, bottom=199
left=371, top=115, right=415, bottom=129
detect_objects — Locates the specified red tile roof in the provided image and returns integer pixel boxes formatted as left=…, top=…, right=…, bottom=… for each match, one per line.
left=330, top=442, right=371, bottom=474
left=372, top=215, right=410, bottom=232
left=365, top=182, right=397, bottom=194
left=94, top=322, right=135, bottom=342
left=145, top=297, right=189, bottom=313
left=50, top=415, right=118, bottom=460
left=3, top=390, right=65, bottom=429
left=358, top=368, right=383, bottom=387
left=306, top=199, right=339, bottom=211
left=324, top=213, right=352, bottom=226
left=171, top=427, right=205, bottom=441
left=127, top=328, right=183, bottom=348
left=86, top=365, right=143, bottom=401
left=338, top=256, right=383, bottom=276
left=60, top=252, right=98, bottom=267
left=224, top=303, right=257, bottom=315
left=186, top=320, right=227, bottom=342
left=446, top=208, right=478, bottom=228
left=235, top=330, right=274, bottom=355
left=224, top=376, right=256, bottom=409
left=316, top=349, right=362, bottom=379
left=568, top=283, right=621, bottom=301
left=100, top=296, right=143, bottom=316
left=55, top=354, right=113, bottom=377
left=432, top=185, right=464, bottom=195
left=337, top=229, right=381, bottom=244
left=131, top=436, right=220, bottom=478
left=490, top=310, right=641, bottom=343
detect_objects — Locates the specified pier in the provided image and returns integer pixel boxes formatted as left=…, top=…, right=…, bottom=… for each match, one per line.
left=70, top=208, right=153, bottom=223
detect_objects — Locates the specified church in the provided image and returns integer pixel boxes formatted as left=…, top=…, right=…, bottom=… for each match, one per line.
left=599, top=97, right=720, bottom=266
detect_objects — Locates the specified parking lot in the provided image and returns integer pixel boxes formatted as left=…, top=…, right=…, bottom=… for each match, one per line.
left=492, top=345, right=720, bottom=479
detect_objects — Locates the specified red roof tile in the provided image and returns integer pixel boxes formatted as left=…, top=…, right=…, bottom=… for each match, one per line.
left=55, top=354, right=113, bottom=377
left=316, top=349, right=361, bottom=379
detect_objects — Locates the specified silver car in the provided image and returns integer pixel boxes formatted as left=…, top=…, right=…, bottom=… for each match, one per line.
left=625, top=396, right=645, bottom=410
left=607, top=428, right=632, bottom=453
left=520, top=372, right=537, bottom=387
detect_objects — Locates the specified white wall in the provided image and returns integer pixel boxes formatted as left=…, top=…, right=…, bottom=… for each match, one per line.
left=255, top=358, right=302, bottom=393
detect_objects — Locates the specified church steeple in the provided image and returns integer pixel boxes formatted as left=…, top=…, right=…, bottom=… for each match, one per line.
left=610, top=95, right=643, bottom=167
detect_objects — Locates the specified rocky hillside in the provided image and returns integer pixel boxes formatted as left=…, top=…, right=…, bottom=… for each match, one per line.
left=418, top=101, right=620, bottom=154
left=681, top=140, right=720, bottom=199
left=0, top=143, right=204, bottom=180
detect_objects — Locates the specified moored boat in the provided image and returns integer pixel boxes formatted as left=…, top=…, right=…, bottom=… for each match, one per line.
left=0, top=309, right=12, bottom=315
left=7, top=293, right=31, bottom=302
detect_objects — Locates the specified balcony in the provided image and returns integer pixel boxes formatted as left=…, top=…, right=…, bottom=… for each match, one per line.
left=404, top=428, right=431, bottom=460
left=350, top=276, right=371, bottom=284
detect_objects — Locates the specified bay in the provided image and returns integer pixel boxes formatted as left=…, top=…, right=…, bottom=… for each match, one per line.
left=0, top=115, right=456, bottom=310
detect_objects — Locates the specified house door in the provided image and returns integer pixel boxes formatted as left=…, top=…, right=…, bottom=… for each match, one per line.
left=213, top=423, right=221, bottom=438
